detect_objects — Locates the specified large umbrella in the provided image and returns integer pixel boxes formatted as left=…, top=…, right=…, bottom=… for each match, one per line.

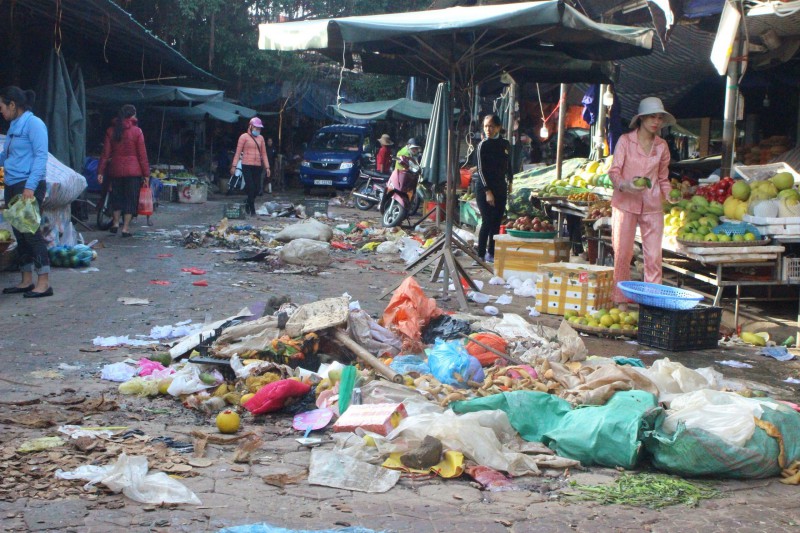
left=258, top=0, right=653, bottom=309
left=420, top=84, right=451, bottom=186
left=331, top=98, right=435, bottom=121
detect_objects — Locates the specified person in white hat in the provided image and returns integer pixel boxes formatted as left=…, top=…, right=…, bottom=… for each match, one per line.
left=231, top=117, right=270, bottom=215
left=608, top=97, right=678, bottom=308
left=376, top=134, right=394, bottom=174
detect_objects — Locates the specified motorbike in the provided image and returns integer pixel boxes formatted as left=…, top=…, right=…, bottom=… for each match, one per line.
left=379, top=155, right=422, bottom=228
left=351, top=168, right=389, bottom=211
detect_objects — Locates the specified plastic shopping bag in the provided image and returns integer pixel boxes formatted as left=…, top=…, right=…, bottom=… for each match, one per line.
left=5, top=194, right=41, bottom=234
left=138, top=185, right=154, bottom=216
left=427, top=339, right=484, bottom=387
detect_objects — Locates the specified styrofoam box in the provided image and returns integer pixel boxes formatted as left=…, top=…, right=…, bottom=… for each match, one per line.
left=735, top=162, right=800, bottom=184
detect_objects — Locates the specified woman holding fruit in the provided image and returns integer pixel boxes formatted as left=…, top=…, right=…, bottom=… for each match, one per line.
left=609, top=97, right=676, bottom=307
left=0, top=86, right=53, bottom=298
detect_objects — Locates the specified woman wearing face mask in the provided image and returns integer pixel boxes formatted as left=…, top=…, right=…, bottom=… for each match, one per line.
left=475, top=114, right=513, bottom=263
left=231, top=117, right=270, bottom=215
left=609, top=97, right=677, bottom=308
left=0, top=86, right=53, bottom=297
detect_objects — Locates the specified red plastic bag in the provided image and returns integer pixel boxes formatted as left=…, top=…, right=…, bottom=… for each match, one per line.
left=382, top=277, right=442, bottom=341
left=243, top=379, right=311, bottom=415
left=466, top=333, right=508, bottom=366
left=192, top=280, right=208, bottom=287
left=138, top=185, right=154, bottom=216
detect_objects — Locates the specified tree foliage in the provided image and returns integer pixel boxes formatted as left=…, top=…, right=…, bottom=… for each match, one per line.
left=114, top=0, right=430, bottom=102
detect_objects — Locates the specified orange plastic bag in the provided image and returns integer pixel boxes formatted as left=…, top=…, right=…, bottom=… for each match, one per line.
left=466, top=333, right=508, bottom=366
left=382, top=277, right=442, bottom=341
left=138, top=185, right=154, bottom=216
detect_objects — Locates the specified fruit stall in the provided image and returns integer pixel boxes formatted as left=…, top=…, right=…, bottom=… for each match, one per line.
left=151, top=165, right=208, bottom=204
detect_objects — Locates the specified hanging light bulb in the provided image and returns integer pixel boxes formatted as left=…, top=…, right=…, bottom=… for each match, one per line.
left=539, top=124, right=549, bottom=139
left=602, top=86, right=615, bottom=107
left=763, top=93, right=770, bottom=108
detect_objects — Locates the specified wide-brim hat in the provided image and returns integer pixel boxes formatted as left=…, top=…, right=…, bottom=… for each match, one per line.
left=249, top=117, right=264, bottom=129
left=378, top=134, right=394, bottom=146
left=629, top=97, right=676, bottom=129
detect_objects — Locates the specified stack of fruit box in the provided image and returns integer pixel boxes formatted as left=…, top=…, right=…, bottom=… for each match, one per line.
left=493, top=235, right=571, bottom=280
left=533, top=263, right=614, bottom=316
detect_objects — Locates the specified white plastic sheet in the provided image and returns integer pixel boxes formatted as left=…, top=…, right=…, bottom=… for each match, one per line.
left=56, top=453, right=201, bottom=505
left=632, top=358, right=720, bottom=403
left=307, top=449, right=400, bottom=492
left=278, top=238, right=332, bottom=266
left=274, top=218, right=333, bottom=242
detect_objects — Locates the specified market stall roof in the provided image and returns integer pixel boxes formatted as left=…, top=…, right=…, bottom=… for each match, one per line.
left=330, top=98, right=435, bottom=121
left=3, top=0, right=217, bottom=83
left=258, top=1, right=654, bottom=84
left=150, top=101, right=259, bottom=123
left=86, top=84, right=224, bottom=105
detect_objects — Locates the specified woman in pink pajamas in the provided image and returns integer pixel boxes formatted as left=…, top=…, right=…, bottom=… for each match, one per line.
left=609, top=97, right=677, bottom=307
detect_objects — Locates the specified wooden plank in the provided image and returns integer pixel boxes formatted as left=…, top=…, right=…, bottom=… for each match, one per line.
left=682, top=253, right=779, bottom=263
left=680, top=245, right=785, bottom=255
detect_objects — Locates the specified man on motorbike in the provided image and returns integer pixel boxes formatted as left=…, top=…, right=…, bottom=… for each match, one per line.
left=395, top=138, right=421, bottom=170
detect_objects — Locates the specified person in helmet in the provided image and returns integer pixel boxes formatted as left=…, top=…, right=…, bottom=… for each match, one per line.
left=231, top=117, right=271, bottom=215
left=395, top=138, right=421, bottom=170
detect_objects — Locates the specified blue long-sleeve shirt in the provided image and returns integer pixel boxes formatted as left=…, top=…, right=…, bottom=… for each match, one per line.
left=0, top=111, right=49, bottom=190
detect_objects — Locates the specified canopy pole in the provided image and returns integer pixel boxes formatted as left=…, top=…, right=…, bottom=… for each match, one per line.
left=721, top=36, right=743, bottom=178
left=555, top=83, right=568, bottom=180
left=594, top=84, right=607, bottom=161
left=157, top=109, right=166, bottom=165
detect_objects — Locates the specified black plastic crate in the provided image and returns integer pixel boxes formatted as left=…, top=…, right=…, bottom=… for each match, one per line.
left=303, top=198, right=329, bottom=216
left=637, top=304, right=722, bottom=352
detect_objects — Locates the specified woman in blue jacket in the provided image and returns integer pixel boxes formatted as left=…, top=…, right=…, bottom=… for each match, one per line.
left=0, top=86, right=53, bottom=298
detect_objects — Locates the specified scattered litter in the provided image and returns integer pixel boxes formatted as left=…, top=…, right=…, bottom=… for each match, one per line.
left=483, top=305, right=499, bottom=316
left=100, top=362, right=137, bottom=382
left=149, top=280, right=170, bottom=285
left=489, top=276, right=505, bottom=285
left=156, top=254, right=173, bottom=258
left=29, top=370, right=63, bottom=379
left=784, top=377, right=800, bottom=384
left=716, top=360, right=753, bottom=369
left=192, top=280, right=209, bottom=287
left=58, top=363, right=81, bottom=371
left=181, top=267, right=207, bottom=275
left=495, top=294, right=512, bottom=305
left=58, top=425, right=121, bottom=439
left=638, top=350, right=661, bottom=356
left=526, top=306, right=540, bottom=317
left=468, top=291, right=490, bottom=304
left=308, top=449, right=400, bottom=493
left=79, top=267, right=100, bottom=273
left=150, top=321, right=202, bottom=340
left=18, top=436, right=65, bottom=453
left=118, top=297, right=150, bottom=305
left=93, top=335, right=157, bottom=347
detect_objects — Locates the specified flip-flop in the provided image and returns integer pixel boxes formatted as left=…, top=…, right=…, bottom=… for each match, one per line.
left=122, top=232, right=133, bottom=238
left=109, top=227, right=118, bottom=234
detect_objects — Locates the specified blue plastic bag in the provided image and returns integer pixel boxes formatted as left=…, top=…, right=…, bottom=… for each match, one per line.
left=426, top=339, right=484, bottom=387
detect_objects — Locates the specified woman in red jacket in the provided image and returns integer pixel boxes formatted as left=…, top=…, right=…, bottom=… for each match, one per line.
left=98, top=104, right=150, bottom=237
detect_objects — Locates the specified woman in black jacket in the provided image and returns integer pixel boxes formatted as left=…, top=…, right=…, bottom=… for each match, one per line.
left=475, top=114, right=513, bottom=262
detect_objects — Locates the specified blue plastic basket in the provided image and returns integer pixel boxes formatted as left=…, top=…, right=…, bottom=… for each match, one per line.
left=712, top=221, right=762, bottom=239
left=617, top=281, right=704, bottom=310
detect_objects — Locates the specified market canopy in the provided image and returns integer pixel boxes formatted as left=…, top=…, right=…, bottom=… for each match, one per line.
left=330, top=98, right=435, bottom=121
left=151, top=101, right=259, bottom=123
left=258, top=1, right=654, bottom=84
left=86, top=84, right=224, bottom=105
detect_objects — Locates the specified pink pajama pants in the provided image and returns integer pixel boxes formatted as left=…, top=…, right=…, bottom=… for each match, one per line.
left=611, top=207, right=664, bottom=303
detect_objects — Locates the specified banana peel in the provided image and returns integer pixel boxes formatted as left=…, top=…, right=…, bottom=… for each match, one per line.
left=780, top=460, right=800, bottom=485
left=741, top=331, right=767, bottom=347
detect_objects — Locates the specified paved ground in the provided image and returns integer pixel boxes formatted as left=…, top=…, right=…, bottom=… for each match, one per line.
left=0, top=190, right=798, bottom=532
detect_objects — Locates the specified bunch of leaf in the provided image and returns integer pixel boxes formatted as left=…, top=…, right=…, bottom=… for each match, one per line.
left=567, top=472, right=721, bottom=509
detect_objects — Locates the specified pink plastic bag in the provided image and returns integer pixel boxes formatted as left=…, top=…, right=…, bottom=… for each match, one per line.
left=243, top=379, right=311, bottom=415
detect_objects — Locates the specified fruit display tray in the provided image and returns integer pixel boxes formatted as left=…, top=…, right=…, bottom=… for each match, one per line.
left=506, top=229, right=558, bottom=239
left=676, top=237, right=771, bottom=247
left=569, top=321, right=637, bottom=339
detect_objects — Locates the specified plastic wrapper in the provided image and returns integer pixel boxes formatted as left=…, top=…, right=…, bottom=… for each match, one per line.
left=100, top=362, right=137, bottom=382
left=662, top=390, right=764, bottom=447
left=42, top=207, right=80, bottom=247
left=48, top=244, right=94, bottom=268
left=56, top=453, right=201, bottom=505
left=243, top=378, right=311, bottom=415
left=166, top=364, right=216, bottom=396
left=632, top=358, right=720, bottom=404
left=347, top=309, right=402, bottom=358
left=118, top=377, right=160, bottom=397
left=389, top=355, right=430, bottom=375
left=422, top=314, right=471, bottom=344
left=307, top=449, right=400, bottom=493
left=556, top=320, right=588, bottom=363
left=466, top=333, right=507, bottom=366
left=274, top=218, right=333, bottom=242
left=426, top=339, right=485, bottom=387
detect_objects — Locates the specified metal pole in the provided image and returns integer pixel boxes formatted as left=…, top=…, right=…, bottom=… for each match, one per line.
left=555, top=83, right=568, bottom=181
left=444, top=74, right=456, bottom=297
left=721, top=36, right=742, bottom=178
left=157, top=109, right=166, bottom=165
left=595, top=84, right=608, bottom=160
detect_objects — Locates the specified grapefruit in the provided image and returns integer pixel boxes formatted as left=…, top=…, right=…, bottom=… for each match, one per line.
left=216, top=409, right=241, bottom=434
left=771, top=171, right=795, bottom=191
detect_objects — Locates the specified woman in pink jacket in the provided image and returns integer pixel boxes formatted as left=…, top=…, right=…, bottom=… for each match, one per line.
left=98, top=104, right=150, bottom=237
left=230, top=117, right=270, bottom=216
left=609, top=97, right=677, bottom=307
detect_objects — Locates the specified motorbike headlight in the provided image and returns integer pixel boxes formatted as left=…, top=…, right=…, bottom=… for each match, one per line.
left=340, top=162, right=354, bottom=169
left=301, top=160, right=311, bottom=167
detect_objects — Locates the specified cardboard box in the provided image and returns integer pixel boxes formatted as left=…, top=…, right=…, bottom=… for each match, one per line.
left=534, top=263, right=614, bottom=316
left=493, top=235, right=571, bottom=280
left=333, top=403, right=407, bottom=436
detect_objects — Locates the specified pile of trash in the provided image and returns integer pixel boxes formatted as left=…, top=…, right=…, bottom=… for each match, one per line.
left=89, top=276, right=800, bottom=503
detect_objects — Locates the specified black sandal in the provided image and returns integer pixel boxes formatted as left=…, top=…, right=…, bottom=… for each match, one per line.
left=122, top=232, right=133, bottom=238
left=109, top=226, right=118, bottom=234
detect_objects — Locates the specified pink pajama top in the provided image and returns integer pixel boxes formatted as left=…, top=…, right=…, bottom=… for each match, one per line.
left=608, top=131, right=671, bottom=215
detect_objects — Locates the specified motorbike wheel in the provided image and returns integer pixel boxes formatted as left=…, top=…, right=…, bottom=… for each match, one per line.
left=353, top=180, right=376, bottom=211
left=96, top=191, right=113, bottom=231
left=382, top=197, right=408, bottom=228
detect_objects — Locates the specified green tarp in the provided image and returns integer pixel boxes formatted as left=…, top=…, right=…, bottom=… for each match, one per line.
left=258, top=1, right=653, bottom=84
left=453, top=390, right=659, bottom=469
left=151, top=101, right=259, bottom=123
left=86, top=84, right=223, bottom=105
left=330, top=98, right=434, bottom=121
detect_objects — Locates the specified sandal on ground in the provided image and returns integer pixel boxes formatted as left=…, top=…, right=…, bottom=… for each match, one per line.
left=23, top=287, right=53, bottom=298
left=122, top=232, right=133, bottom=238
left=109, top=226, right=118, bottom=234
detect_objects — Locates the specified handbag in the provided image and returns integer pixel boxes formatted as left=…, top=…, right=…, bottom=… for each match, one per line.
left=138, top=184, right=154, bottom=216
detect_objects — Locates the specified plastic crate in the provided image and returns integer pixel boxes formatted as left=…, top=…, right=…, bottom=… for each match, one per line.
left=637, top=304, right=722, bottom=352
left=303, top=198, right=329, bottom=216
left=223, top=203, right=246, bottom=220
left=782, top=257, right=800, bottom=284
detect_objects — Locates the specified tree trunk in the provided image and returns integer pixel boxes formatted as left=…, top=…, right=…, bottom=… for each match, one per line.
left=208, top=11, right=216, bottom=71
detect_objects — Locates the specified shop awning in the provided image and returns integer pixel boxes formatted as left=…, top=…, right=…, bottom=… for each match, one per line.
left=330, top=98, right=435, bottom=121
